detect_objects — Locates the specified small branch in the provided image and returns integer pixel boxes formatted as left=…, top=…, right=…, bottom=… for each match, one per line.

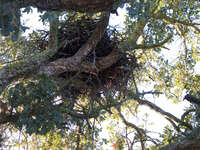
left=175, top=24, right=189, bottom=70
left=181, top=109, right=196, bottom=121
left=153, top=13, right=200, bottom=33
left=165, top=118, right=180, bottom=132
left=96, top=50, right=120, bottom=70
left=134, top=34, right=173, bottom=50
left=48, top=14, right=59, bottom=51
left=117, top=108, right=146, bottom=150
left=154, top=13, right=200, bottom=26
left=133, top=75, right=139, bottom=94
left=139, top=91, right=163, bottom=96
left=118, top=93, right=191, bottom=129
left=137, top=98, right=192, bottom=129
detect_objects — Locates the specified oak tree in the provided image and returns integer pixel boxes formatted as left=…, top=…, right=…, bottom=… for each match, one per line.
left=0, top=0, right=200, bottom=149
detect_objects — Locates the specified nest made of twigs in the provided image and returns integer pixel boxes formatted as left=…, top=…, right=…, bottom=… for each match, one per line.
left=37, top=15, right=137, bottom=98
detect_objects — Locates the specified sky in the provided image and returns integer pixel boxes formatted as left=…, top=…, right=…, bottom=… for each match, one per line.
left=21, top=8, right=127, bottom=34
left=7, top=7, right=195, bottom=149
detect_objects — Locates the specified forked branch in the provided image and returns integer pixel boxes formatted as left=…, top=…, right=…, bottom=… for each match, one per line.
left=41, top=12, right=111, bottom=75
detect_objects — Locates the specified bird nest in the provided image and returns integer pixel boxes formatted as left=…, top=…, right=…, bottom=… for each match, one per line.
left=37, top=16, right=137, bottom=99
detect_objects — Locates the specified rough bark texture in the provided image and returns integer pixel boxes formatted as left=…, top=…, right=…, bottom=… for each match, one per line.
left=16, top=0, right=115, bottom=12
left=0, top=1, right=147, bottom=128
left=0, top=16, right=59, bottom=94
left=167, top=139, right=200, bottom=150
left=41, top=49, right=120, bottom=75
left=40, top=12, right=111, bottom=76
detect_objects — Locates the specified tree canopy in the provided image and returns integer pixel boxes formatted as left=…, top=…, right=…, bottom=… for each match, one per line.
left=0, top=0, right=200, bottom=149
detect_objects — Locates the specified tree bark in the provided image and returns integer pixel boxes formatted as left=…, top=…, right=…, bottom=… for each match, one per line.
left=0, top=16, right=59, bottom=94
left=40, top=12, right=111, bottom=75
left=10, top=0, right=115, bottom=12
left=167, top=139, right=200, bottom=150
left=0, top=14, right=147, bottom=96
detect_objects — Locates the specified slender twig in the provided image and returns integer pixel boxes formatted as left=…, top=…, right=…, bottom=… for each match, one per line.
left=153, top=13, right=200, bottom=32
left=181, top=109, right=196, bottom=121
left=117, top=108, right=146, bottom=150
left=134, top=34, right=173, bottom=50
left=137, top=98, right=192, bottom=129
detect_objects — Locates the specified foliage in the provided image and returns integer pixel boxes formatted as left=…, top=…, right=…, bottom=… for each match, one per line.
left=0, top=0, right=200, bottom=150
left=0, top=0, right=21, bottom=40
left=5, top=74, right=64, bottom=135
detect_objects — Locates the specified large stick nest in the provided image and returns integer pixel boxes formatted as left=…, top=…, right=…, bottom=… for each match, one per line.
left=38, top=15, right=137, bottom=98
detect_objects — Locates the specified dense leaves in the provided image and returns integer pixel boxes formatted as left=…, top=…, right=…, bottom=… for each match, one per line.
left=0, top=0, right=200, bottom=149
left=6, top=74, right=65, bottom=134
left=0, top=0, right=21, bottom=40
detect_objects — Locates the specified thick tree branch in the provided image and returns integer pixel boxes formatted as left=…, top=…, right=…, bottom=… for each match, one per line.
left=0, top=13, right=146, bottom=85
left=41, top=49, right=120, bottom=76
left=136, top=98, right=192, bottom=129
left=9, top=0, right=115, bottom=12
left=117, top=93, right=192, bottom=129
left=120, top=19, right=147, bottom=51
left=41, top=12, right=110, bottom=76
left=0, top=16, right=59, bottom=93
left=43, top=18, right=147, bottom=76
left=166, top=139, right=200, bottom=150
left=132, top=19, right=147, bottom=41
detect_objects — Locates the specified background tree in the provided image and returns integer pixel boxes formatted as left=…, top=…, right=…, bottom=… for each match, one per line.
left=0, top=0, right=200, bottom=149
